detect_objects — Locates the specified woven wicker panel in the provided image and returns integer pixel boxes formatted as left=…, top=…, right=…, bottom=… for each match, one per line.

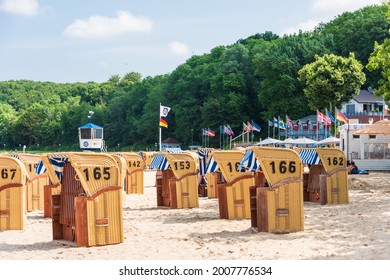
left=205, top=172, right=218, bottom=198
left=119, top=152, right=144, bottom=194
left=225, top=176, right=254, bottom=219
left=67, top=153, right=119, bottom=197
left=251, top=146, right=303, bottom=187
left=0, top=156, right=27, bottom=230
left=265, top=181, right=304, bottom=233
left=14, top=154, right=48, bottom=211
left=165, top=153, right=198, bottom=208
left=109, top=154, right=127, bottom=192
left=26, top=174, right=49, bottom=211
left=314, top=148, right=349, bottom=204
left=86, top=188, right=124, bottom=246
left=210, top=150, right=253, bottom=184
left=248, top=147, right=304, bottom=233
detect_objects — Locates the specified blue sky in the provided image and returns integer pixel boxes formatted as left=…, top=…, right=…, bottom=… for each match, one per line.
left=0, top=0, right=383, bottom=83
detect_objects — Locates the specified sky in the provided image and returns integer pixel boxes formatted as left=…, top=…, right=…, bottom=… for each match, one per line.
left=0, top=0, right=384, bottom=83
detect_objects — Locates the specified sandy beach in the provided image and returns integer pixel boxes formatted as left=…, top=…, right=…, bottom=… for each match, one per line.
left=0, top=170, right=389, bottom=260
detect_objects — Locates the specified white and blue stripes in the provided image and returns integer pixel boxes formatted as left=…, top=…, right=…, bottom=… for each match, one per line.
left=238, top=150, right=260, bottom=172
left=35, top=155, right=69, bottom=182
left=148, top=148, right=185, bottom=170
left=205, top=156, right=219, bottom=173
left=148, top=154, right=166, bottom=170
left=197, top=149, right=213, bottom=176
left=299, top=149, right=320, bottom=165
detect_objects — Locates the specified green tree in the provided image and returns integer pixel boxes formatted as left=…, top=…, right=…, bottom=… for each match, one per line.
left=254, top=32, right=332, bottom=120
left=317, top=4, right=389, bottom=88
left=366, top=1, right=390, bottom=101
left=298, top=53, right=366, bottom=111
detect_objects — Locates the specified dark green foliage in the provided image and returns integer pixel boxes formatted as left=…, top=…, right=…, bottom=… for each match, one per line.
left=0, top=4, right=387, bottom=150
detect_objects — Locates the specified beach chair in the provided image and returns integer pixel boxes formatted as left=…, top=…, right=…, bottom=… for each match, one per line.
left=239, top=146, right=304, bottom=233
left=15, top=153, right=50, bottom=212
left=117, top=152, right=144, bottom=194
left=0, top=156, right=28, bottom=230
left=150, top=149, right=198, bottom=209
left=40, top=152, right=124, bottom=247
left=296, top=148, right=349, bottom=204
left=206, top=150, right=255, bottom=219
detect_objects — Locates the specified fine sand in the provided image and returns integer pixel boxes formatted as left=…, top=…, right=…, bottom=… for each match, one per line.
left=1, top=170, right=389, bottom=260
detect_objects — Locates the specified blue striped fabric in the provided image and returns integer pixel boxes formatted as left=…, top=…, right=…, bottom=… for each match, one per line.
left=158, top=158, right=170, bottom=171
left=35, top=160, right=46, bottom=174
left=205, top=156, right=219, bottom=173
left=149, top=154, right=165, bottom=169
left=35, top=155, right=69, bottom=182
left=197, top=149, right=212, bottom=176
left=299, top=149, right=320, bottom=165
left=238, top=150, right=260, bottom=172
left=148, top=148, right=185, bottom=170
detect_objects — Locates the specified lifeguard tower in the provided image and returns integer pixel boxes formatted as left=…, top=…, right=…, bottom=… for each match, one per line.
left=78, top=111, right=105, bottom=152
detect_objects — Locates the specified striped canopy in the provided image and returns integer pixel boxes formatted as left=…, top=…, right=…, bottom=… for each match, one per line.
left=205, top=156, right=219, bottom=173
left=197, top=149, right=213, bottom=176
left=299, top=149, right=320, bottom=165
left=238, top=150, right=260, bottom=172
left=148, top=148, right=185, bottom=170
left=35, top=155, right=69, bottom=182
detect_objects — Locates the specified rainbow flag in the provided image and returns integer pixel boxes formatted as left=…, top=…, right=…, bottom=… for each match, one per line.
left=159, top=118, right=168, bottom=128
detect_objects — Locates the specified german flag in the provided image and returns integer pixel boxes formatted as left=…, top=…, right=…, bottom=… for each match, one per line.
left=159, top=118, right=168, bottom=128
left=336, top=109, right=348, bottom=124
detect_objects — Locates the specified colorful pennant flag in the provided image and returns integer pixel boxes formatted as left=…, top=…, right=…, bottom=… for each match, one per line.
left=247, top=121, right=253, bottom=132
left=159, top=118, right=168, bottom=128
left=286, top=115, right=298, bottom=131
left=336, top=108, right=349, bottom=124
left=223, top=125, right=234, bottom=136
left=160, top=105, right=171, bottom=117
left=243, top=122, right=249, bottom=132
left=326, top=109, right=336, bottom=123
left=251, top=120, right=261, bottom=132
left=317, top=110, right=331, bottom=125
left=207, top=128, right=215, bottom=137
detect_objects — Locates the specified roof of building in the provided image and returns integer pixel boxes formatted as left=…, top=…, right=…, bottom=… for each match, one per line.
left=353, top=89, right=384, bottom=103
left=79, top=123, right=103, bottom=129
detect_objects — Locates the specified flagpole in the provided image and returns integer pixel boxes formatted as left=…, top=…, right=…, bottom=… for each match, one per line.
left=334, top=108, right=337, bottom=137
left=316, top=110, right=318, bottom=141
left=268, top=121, right=270, bottom=138
left=159, top=103, right=162, bottom=151
left=219, top=125, right=222, bottom=149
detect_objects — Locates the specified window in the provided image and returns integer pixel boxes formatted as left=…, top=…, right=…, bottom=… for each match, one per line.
left=346, top=104, right=355, bottom=114
left=369, top=135, right=376, bottom=139
left=353, top=135, right=360, bottom=139
left=94, top=128, right=103, bottom=139
left=80, top=128, right=91, bottom=139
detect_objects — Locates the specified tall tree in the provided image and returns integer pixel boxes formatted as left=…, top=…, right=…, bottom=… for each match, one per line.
left=317, top=4, right=389, bottom=88
left=298, top=53, right=366, bottom=111
left=254, top=32, right=332, bottom=120
left=366, top=1, right=390, bottom=101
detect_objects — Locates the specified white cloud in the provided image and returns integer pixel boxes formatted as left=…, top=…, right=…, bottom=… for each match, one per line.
left=282, top=19, right=320, bottom=35
left=169, top=41, right=190, bottom=55
left=63, top=11, right=153, bottom=40
left=0, top=0, right=39, bottom=16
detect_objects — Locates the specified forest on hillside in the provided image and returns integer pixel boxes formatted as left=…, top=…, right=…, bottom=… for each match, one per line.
left=0, top=4, right=389, bottom=151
